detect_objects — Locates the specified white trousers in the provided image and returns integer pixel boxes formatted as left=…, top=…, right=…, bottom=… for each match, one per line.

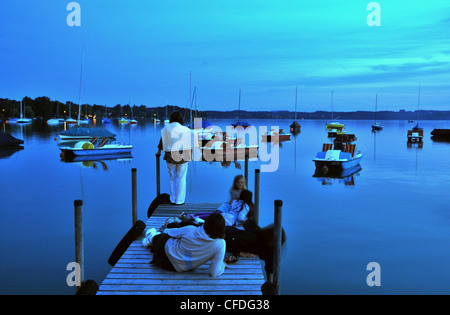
left=167, top=162, right=188, bottom=204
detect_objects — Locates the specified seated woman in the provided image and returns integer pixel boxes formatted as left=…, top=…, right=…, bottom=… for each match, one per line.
left=142, top=212, right=227, bottom=277
left=195, top=189, right=254, bottom=226
left=224, top=219, right=286, bottom=282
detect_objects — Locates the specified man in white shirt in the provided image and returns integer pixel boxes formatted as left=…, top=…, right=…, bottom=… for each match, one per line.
left=143, top=212, right=227, bottom=277
left=157, top=111, right=192, bottom=205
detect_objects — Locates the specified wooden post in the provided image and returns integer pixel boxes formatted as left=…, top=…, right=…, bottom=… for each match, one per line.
left=156, top=152, right=161, bottom=196
left=254, top=169, right=260, bottom=225
left=244, top=153, right=249, bottom=185
left=273, top=199, right=283, bottom=295
left=74, top=199, right=84, bottom=292
left=131, top=168, right=137, bottom=225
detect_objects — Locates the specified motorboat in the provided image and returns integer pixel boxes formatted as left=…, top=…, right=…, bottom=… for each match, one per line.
left=325, top=122, right=346, bottom=137
left=313, top=134, right=362, bottom=170
left=431, top=128, right=450, bottom=141
left=261, top=129, right=291, bottom=142
left=407, top=124, right=423, bottom=143
left=60, top=137, right=133, bottom=159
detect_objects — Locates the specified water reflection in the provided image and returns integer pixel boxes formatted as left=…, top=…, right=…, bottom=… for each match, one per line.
left=313, top=164, right=362, bottom=186
left=61, top=154, right=133, bottom=170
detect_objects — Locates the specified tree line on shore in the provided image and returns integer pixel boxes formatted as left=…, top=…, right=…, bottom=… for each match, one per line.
left=0, top=97, right=205, bottom=121
left=1, top=96, right=449, bottom=121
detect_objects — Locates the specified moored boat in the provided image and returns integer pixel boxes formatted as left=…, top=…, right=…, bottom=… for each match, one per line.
left=407, top=124, right=423, bottom=143
left=431, top=128, right=450, bottom=140
left=60, top=137, right=133, bottom=159
left=58, top=127, right=116, bottom=140
left=313, top=134, right=362, bottom=170
left=261, top=129, right=291, bottom=142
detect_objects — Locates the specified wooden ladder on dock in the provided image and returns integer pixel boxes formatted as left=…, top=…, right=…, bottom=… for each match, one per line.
left=96, top=203, right=266, bottom=295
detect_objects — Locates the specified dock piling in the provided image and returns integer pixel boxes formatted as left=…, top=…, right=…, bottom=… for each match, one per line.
left=74, top=199, right=84, bottom=292
left=156, top=152, right=161, bottom=196
left=131, top=168, right=137, bottom=225
left=273, top=199, right=283, bottom=295
left=245, top=153, right=249, bottom=185
left=254, top=169, right=260, bottom=225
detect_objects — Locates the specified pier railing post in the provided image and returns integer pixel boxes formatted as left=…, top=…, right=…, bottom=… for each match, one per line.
left=273, top=200, right=283, bottom=295
left=254, top=169, right=260, bottom=225
left=132, top=168, right=137, bottom=225
left=156, top=152, right=161, bottom=196
left=244, top=153, right=249, bottom=185
left=74, top=199, right=84, bottom=292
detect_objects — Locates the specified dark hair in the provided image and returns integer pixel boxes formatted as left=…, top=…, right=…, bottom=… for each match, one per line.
left=203, top=212, right=225, bottom=239
left=169, top=111, right=184, bottom=125
left=239, top=189, right=254, bottom=219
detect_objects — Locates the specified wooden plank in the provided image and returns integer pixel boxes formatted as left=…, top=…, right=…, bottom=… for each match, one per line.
left=97, top=202, right=265, bottom=295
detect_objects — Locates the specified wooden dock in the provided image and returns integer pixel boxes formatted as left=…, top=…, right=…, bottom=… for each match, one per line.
left=96, top=203, right=266, bottom=295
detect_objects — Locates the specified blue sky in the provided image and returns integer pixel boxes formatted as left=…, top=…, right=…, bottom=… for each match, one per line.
left=1, top=0, right=449, bottom=112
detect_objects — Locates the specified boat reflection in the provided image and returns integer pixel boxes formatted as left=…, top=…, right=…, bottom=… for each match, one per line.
left=0, top=146, right=24, bottom=159
left=313, top=164, right=362, bottom=186
left=407, top=142, right=423, bottom=149
left=60, top=153, right=133, bottom=169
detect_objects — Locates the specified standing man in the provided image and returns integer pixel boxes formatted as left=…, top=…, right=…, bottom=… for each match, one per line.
left=157, top=111, right=192, bottom=205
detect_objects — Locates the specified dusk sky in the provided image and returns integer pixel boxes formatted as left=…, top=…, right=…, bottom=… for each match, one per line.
left=1, top=0, right=449, bottom=112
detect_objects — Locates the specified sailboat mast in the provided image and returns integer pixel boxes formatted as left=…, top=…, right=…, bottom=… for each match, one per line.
left=295, top=86, right=298, bottom=121
left=189, top=71, right=192, bottom=126
left=375, top=94, right=378, bottom=124
left=77, top=48, right=85, bottom=125
left=331, top=90, right=334, bottom=121
left=238, top=88, right=241, bottom=122
left=417, top=83, right=421, bottom=122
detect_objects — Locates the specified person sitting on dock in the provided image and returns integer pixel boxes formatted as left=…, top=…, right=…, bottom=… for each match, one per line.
left=195, top=189, right=254, bottom=226
left=224, top=219, right=286, bottom=282
left=228, top=174, right=247, bottom=203
left=143, top=212, right=227, bottom=277
left=157, top=111, right=192, bottom=205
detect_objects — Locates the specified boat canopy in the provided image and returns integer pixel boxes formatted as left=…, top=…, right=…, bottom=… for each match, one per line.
left=231, top=121, right=251, bottom=128
left=0, top=131, right=24, bottom=147
left=59, top=127, right=116, bottom=138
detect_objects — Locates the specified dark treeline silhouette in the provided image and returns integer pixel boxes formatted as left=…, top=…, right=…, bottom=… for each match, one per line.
left=0, top=97, right=205, bottom=121
left=1, top=96, right=449, bottom=121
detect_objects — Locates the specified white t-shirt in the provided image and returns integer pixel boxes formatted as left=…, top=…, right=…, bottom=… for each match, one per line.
left=164, top=225, right=226, bottom=277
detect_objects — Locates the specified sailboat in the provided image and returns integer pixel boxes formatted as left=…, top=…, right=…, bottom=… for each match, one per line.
left=231, top=89, right=251, bottom=128
left=325, top=91, right=345, bottom=137
left=371, top=94, right=383, bottom=131
left=118, top=105, right=129, bottom=123
left=290, top=86, right=301, bottom=134
left=65, top=102, right=77, bottom=124
left=17, top=101, right=32, bottom=124
left=47, top=101, right=61, bottom=125
left=102, top=105, right=111, bottom=123
left=407, top=84, right=423, bottom=144
left=128, top=106, right=138, bottom=124
left=59, top=49, right=116, bottom=140
left=79, top=104, right=90, bottom=124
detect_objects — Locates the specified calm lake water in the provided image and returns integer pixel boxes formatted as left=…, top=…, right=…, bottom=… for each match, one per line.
left=1, top=118, right=449, bottom=295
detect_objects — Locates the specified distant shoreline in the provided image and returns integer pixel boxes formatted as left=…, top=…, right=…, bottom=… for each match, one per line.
left=1, top=97, right=449, bottom=120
